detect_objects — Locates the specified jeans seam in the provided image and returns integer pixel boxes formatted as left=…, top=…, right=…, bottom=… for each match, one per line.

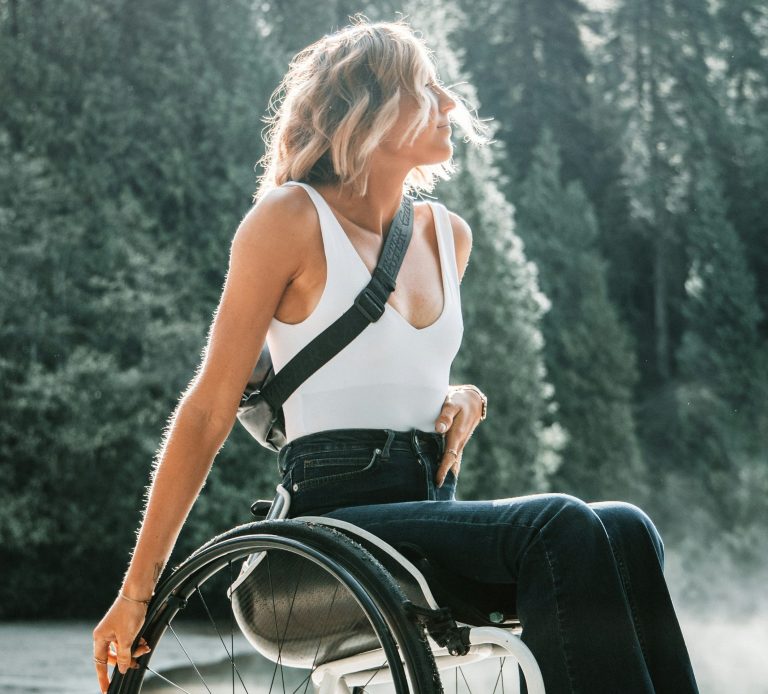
left=286, top=447, right=374, bottom=462
left=535, top=528, right=582, bottom=694
left=362, top=519, right=541, bottom=530
left=607, top=534, right=651, bottom=663
left=296, top=451, right=381, bottom=492
left=304, top=457, right=372, bottom=469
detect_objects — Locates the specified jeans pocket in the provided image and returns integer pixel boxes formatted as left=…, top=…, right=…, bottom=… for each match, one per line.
left=295, top=447, right=382, bottom=492
left=288, top=446, right=430, bottom=517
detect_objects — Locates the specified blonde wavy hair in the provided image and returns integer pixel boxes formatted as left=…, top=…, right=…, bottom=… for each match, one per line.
left=253, top=14, right=492, bottom=203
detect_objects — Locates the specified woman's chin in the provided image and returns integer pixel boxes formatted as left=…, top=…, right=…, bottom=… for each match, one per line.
left=421, top=146, right=454, bottom=166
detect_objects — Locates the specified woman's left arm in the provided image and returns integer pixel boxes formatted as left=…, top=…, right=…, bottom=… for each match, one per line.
left=433, top=210, right=481, bottom=487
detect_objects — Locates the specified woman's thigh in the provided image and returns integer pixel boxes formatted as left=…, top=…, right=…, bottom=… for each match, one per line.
left=317, top=492, right=600, bottom=584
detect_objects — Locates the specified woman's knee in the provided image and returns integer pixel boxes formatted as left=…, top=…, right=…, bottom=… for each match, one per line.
left=539, top=492, right=605, bottom=538
left=590, top=500, right=665, bottom=568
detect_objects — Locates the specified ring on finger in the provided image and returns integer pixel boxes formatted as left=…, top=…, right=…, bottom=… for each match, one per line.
left=93, top=656, right=108, bottom=665
left=446, top=448, right=459, bottom=458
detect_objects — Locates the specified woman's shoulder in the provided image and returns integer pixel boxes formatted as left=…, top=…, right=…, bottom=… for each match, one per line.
left=230, top=185, right=322, bottom=290
left=248, top=182, right=318, bottom=221
left=418, top=199, right=473, bottom=282
left=237, top=184, right=320, bottom=247
left=417, top=199, right=472, bottom=237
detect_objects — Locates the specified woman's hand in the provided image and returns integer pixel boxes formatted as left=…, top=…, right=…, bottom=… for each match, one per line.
left=433, top=385, right=487, bottom=487
left=92, top=596, right=152, bottom=693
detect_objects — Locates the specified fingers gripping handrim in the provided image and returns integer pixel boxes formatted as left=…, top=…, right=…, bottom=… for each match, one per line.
left=92, top=636, right=115, bottom=692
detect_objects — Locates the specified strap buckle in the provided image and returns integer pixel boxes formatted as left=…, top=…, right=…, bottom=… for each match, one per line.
left=354, top=268, right=395, bottom=322
left=353, top=285, right=387, bottom=322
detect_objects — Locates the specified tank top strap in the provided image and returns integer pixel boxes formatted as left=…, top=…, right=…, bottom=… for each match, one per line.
left=429, top=201, right=461, bottom=299
left=280, top=180, right=349, bottom=279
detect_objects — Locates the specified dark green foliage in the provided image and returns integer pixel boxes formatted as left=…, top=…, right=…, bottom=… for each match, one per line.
left=669, top=159, right=768, bottom=529
left=514, top=128, right=646, bottom=502
left=678, top=160, right=764, bottom=410
left=0, top=0, right=282, bottom=617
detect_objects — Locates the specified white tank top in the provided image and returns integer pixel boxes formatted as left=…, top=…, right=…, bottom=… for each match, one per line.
left=267, top=181, right=464, bottom=443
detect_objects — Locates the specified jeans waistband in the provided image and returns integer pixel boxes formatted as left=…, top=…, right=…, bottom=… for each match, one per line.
left=277, top=427, right=445, bottom=471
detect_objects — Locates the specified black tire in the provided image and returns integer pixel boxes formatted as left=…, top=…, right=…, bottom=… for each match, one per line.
left=108, top=519, right=441, bottom=693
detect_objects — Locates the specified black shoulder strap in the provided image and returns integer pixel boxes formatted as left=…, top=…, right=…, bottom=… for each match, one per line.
left=260, top=193, right=415, bottom=409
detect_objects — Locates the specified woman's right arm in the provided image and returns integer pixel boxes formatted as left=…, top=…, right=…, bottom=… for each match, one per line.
left=92, top=186, right=313, bottom=692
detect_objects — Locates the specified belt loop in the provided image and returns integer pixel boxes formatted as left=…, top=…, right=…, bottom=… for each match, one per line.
left=380, top=429, right=396, bottom=461
left=410, top=428, right=435, bottom=500
left=277, top=442, right=293, bottom=475
left=409, top=427, right=421, bottom=456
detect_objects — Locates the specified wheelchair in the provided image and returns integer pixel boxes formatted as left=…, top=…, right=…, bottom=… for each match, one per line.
left=108, top=485, right=546, bottom=693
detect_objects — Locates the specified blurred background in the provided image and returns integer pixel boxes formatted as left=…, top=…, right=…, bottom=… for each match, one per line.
left=1, top=0, right=766, bottom=691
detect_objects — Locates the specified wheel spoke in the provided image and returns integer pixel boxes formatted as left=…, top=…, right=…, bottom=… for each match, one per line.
left=307, top=583, right=340, bottom=671
left=196, top=581, right=251, bottom=693
left=299, top=565, right=387, bottom=694
left=359, top=659, right=390, bottom=691
left=288, top=670, right=313, bottom=694
left=493, top=655, right=507, bottom=693
left=265, top=551, right=287, bottom=693
left=458, top=664, right=472, bottom=692
left=229, top=558, right=235, bottom=693
left=266, top=550, right=306, bottom=692
left=168, top=622, right=214, bottom=693
left=143, top=664, right=195, bottom=693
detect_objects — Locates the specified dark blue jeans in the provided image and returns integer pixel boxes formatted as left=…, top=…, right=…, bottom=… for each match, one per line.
left=277, top=427, right=699, bottom=694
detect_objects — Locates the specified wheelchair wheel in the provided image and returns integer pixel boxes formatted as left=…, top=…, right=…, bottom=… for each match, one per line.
left=108, top=520, right=441, bottom=693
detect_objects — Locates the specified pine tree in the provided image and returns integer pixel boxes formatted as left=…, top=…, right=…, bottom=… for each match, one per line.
left=514, top=127, right=646, bottom=501
left=453, top=0, right=607, bottom=195
left=595, top=0, right=741, bottom=382
left=672, top=158, right=768, bottom=520
left=679, top=160, right=764, bottom=410
left=711, top=2, right=768, bottom=339
left=715, top=0, right=768, bottom=113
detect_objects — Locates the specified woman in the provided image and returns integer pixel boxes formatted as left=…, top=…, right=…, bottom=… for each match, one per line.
left=92, top=16, right=699, bottom=694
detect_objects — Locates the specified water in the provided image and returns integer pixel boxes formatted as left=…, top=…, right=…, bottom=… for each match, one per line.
left=0, top=621, right=254, bottom=693
left=0, top=610, right=766, bottom=693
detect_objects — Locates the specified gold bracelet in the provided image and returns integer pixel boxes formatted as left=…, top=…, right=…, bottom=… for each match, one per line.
left=454, top=385, right=488, bottom=421
left=119, top=589, right=153, bottom=606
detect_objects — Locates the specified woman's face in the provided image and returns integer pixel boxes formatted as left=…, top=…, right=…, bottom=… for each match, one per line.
left=379, top=76, right=457, bottom=166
